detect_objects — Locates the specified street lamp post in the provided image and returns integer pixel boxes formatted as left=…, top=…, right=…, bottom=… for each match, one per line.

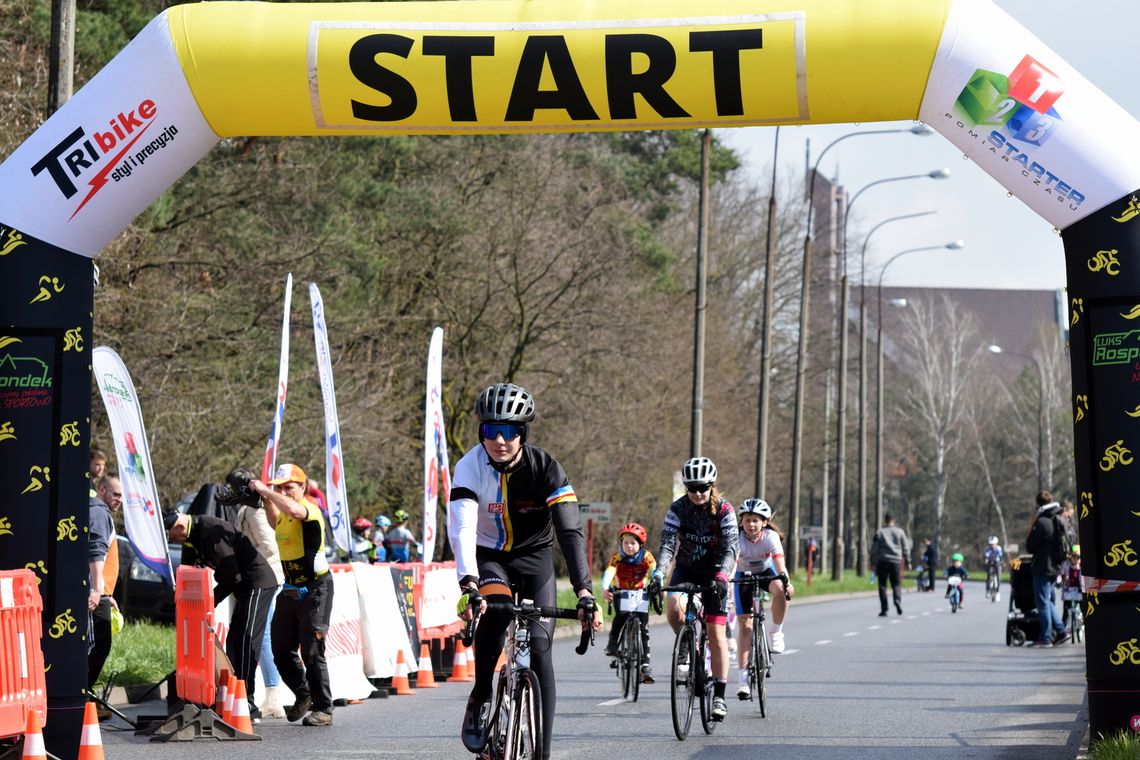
left=875, top=241, right=965, bottom=526
left=837, top=171, right=948, bottom=577
left=755, top=127, right=780, bottom=503
left=790, top=124, right=932, bottom=576
left=987, top=344, right=1050, bottom=492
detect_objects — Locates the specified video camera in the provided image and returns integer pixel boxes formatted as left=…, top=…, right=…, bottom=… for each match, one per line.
left=214, top=467, right=260, bottom=507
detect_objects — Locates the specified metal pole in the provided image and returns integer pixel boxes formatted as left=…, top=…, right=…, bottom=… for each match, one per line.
left=48, top=0, right=76, bottom=115
left=690, top=129, right=711, bottom=458
left=858, top=280, right=868, bottom=576
left=876, top=288, right=886, bottom=530
left=833, top=272, right=849, bottom=581
left=756, top=128, right=780, bottom=503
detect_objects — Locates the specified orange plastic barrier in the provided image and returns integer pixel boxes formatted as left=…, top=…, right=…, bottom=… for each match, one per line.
left=0, top=569, right=46, bottom=741
left=174, top=565, right=216, bottom=707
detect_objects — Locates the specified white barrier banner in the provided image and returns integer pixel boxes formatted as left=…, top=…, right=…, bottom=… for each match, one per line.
left=92, top=346, right=173, bottom=585
left=326, top=568, right=376, bottom=700
left=419, top=566, right=462, bottom=630
left=354, top=562, right=416, bottom=678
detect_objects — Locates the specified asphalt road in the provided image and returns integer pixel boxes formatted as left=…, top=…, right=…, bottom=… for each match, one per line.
left=102, top=582, right=1087, bottom=760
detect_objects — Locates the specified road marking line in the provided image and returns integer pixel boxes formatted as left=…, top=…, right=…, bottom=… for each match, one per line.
left=907, top=615, right=917, bottom=619
left=780, top=648, right=799, bottom=655
left=814, top=639, right=832, bottom=645
left=889, top=619, right=900, bottom=624
left=597, top=697, right=627, bottom=707
left=868, top=625, right=882, bottom=630
left=843, top=631, right=859, bottom=637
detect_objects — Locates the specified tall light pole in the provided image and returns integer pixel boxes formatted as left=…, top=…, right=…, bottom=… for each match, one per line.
left=790, top=124, right=932, bottom=574
left=837, top=171, right=949, bottom=577
left=755, top=127, right=780, bottom=504
left=691, top=129, right=712, bottom=457
left=987, top=344, right=1050, bottom=491
left=875, top=241, right=965, bottom=527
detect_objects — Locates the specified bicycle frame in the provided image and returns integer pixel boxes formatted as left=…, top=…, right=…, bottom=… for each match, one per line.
left=662, top=583, right=717, bottom=740
left=731, top=572, right=785, bottom=718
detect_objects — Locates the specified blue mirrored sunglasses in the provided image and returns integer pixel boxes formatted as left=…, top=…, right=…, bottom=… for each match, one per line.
left=480, top=422, right=524, bottom=441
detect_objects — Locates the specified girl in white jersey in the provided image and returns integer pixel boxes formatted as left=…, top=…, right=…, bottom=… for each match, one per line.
left=733, top=498, right=794, bottom=699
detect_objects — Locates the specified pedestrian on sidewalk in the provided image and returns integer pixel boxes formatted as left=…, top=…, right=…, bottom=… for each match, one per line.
left=870, top=513, right=911, bottom=616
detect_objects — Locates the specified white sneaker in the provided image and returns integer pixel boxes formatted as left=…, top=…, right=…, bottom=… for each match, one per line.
left=260, top=686, right=286, bottom=719
left=770, top=631, right=785, bottom=654
left=995, top=592, right=1001, bottom=602
left=736, top=683, right=751, bottom=700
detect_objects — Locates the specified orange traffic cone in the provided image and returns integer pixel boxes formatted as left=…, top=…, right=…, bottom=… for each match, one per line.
left=451, top=640, right=472, bottom=682
left=20, top=710, right=46, bottom=760
left=215, top=668, right=230, bottom=715
left=392, top=649, right=414, bottom=695
left=415, top=643, right=439, bottom=689
left=78, top=703, right=104, bottom=760
left=222, top=673, right=237, bottom=724
left=229, top=680, right=255, bottom=734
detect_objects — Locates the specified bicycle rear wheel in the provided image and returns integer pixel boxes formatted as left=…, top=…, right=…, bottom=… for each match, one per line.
left=699, top=631, right=717, bottom=735
left=506, top=668, right=542, bottom=760
left=670, top=625, right=696, bottom=740
left=752, top=620, right=768, bottom=717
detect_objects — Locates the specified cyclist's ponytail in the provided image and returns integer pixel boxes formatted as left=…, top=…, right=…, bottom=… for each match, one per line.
left=766, top=519, right=786, bottom=543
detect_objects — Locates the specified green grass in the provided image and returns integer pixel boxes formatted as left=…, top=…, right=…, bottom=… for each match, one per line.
left=1090, top=731, right=1140, bottom=759
left=95, top=619, right=175, bottom=688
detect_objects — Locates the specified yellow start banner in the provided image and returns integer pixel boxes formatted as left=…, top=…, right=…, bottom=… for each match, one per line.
left=167, top=0, right=951, bottom=136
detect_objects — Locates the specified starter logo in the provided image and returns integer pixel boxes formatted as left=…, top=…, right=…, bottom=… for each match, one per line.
left=29, top=98, right=179, bottom=221
left=945, top=54, right=1084, bottom=210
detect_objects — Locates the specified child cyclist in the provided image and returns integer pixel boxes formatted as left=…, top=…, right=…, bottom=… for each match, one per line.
left=984, top=536, right=1003, bottom=601
left=601, top=522, right=657, bottom=683
left=945, top=552, right=969, bottom=606
left=733, top=499, right=794, bottom=699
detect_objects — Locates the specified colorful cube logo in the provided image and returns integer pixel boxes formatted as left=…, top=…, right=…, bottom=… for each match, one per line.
left=954, top=54, right=1064, bottom=147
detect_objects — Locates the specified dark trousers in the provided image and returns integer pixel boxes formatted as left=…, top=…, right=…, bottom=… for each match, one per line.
left=272, top=573, right=334, bottom=712
left=87, top=596, right=113, bottom=690
left=877, top=559, right=902, bottom=612
left=926, top=565, right=936, bottom=592
left=607, top=610, right=651, bottom=662
left=226, top=585, right=274, bottom=713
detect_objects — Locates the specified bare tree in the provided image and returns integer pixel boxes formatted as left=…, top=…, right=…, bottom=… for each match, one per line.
left=893, top=295, right=985, bottom=557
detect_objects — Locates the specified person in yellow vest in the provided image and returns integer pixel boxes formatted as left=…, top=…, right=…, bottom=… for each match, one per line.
left=250, top=464, right=334, bottom=728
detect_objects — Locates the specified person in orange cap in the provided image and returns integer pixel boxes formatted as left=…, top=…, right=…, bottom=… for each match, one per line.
left=250, top=464, right=334, bottom=727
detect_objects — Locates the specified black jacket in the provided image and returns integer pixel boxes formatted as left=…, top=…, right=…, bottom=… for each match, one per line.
left=181, top=514, right=278, bottom=602
left=1026, top=503, right=1064, bottom=578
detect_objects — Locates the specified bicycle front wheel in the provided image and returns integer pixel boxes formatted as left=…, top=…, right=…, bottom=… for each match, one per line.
left=628, top=621, right=644, bottom=702
left=753, top=621, right=768, bottom=717
left=698, top=632, right=717, bottom=735
left=670, top=625, right=696, bottom=741
left=506, top=668, right=542, bottom=760
left=618, top=621, right=640, bottom=701
left=486, top=667, right=511, bottom=760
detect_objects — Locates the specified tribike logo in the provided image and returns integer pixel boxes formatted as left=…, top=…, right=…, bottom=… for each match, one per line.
left=1109, top=638, right=1140, bottom=667
left=946, top=55, right=1084, bottom=209
left=1092, top=330, right=1140, bottom=366
left=101, top=373, right=132, bottom=403
left=0, top=352, right=51, bottom=389
left=29, top=98, right=178, bottom=220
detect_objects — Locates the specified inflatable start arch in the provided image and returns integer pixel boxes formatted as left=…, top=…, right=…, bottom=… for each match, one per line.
left=1, top=0, right=1138, bottom=746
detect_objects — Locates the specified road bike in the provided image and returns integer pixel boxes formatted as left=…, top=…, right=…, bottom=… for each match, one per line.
left=985, top=562, right=1001, bottom=602
left=1062, top=586, right=1084, bottom=644
left=731, top=572, right=789, bottom=718
left=947, top=575, right=963, bottom=613
left=662, top=583, right=718, bottom=741
left=463, top=598, right=593, bottom=760
left=607, top=588, right=656, bottom=701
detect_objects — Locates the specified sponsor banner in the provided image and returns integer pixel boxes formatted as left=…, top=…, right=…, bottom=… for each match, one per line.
left=1062, top=190, right=1140, bottom=583
left=92, top=346, right=173, bottom=585
left=419, top=564, right=461, bottom=630
left=921, top=0, right=1140, bottom=231
left=423, top=327, right=450, bottom=563
left=391, top=566, right=421, bottom=656
left=1084, top=591, right=1140, bottom=737
left=310, top=284, right=351, bottom=553
left=260, top=273, right=293, bottom=481
left=166, top=0, right=949, bottom=137
left=0, top=14, right=219, bottom=256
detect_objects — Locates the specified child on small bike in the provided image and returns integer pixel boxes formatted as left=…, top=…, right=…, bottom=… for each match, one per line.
left=1061, top=545, right=1083, bottom=604
left=945, top=552, right=968, bottom=606
left=602, top=522, right=657, bottom=683
left=734, top=498, right=793, bottom=699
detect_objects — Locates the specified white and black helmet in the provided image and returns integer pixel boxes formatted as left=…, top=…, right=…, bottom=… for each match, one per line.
left=475, top=383, right=535, bottom=423
left=988, top=535, right=999, bottom=545
left=681, top=457, right=717, bottom=486
left=739, top=498, right=772, bottom=519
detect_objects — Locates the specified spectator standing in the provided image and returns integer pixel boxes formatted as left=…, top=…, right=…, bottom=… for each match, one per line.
left=251, top=464, right=335, bottom=727
left=921, top=537, right=937, bottom=592
left=89, top=448, right=107, bottom=498
left=1025, top=490, right=1068, bottom=647
left=233, top=467, right=287, bottom=720
left=87, top=474, right=122, bottom=695
left=164, top=511, right=278, bottom=720
left=387, top=509, right=421, bottom=563
left=870, top=514, right=911, bottom=616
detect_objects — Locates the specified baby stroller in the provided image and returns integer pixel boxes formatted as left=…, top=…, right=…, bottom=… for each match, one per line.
left=1005, top=555, right=1041, bottom=646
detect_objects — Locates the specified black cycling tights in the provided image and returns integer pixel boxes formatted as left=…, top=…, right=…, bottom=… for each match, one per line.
left=472, top=546, right=557, bottom=760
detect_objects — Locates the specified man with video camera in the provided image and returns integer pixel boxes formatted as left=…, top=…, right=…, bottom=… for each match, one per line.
left=163, top=466, right=277, bottom=721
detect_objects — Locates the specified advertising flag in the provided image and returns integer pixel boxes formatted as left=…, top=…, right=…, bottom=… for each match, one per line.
left=310, top=284, right=350, bottom=553
left=423, top=327, right=451, bottom=562
left=260, top=273, right=293, bottom=481
left=92, top=346, right=174, bottom=585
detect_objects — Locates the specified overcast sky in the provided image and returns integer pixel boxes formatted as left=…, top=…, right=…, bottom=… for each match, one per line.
left=716, top=0, right=1140, bottom=291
